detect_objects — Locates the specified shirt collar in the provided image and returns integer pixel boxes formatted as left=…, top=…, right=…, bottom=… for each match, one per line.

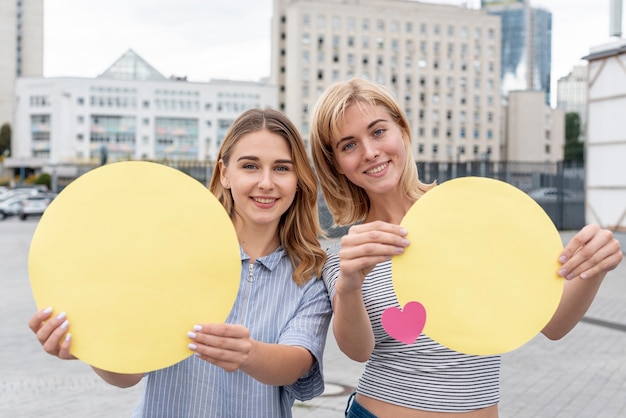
left=239, top=245, right=286, bottom=272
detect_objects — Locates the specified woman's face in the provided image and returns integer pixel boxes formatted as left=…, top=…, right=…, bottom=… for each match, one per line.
left=331, top=103, right=407, bottom=197
left=220, top=129, right=298, bottom=231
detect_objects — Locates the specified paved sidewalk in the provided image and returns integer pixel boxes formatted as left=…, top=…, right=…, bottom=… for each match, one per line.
left=1, top=218, right=625, bottom=417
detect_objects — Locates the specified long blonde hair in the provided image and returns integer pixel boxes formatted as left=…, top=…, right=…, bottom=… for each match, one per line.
left=209, top=108, right=326, bottom=285
left=310, top=77, right=435, bottom=226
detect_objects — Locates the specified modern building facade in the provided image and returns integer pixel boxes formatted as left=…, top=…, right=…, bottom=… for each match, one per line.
left=557, top=64, right=588, bottom=138
left=583, top=39, right=626, bottom=231
left=504, top=90, right=564, bottom=162
left=11, top=51, right=277, bottom=164
left=0, top=0, right=44, bottom=128
left=272, top=0, right=503, bottom=163
left=482, top=0, right=552, bottom=104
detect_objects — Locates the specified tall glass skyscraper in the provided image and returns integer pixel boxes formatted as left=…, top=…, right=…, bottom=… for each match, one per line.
left=482, top=0, right=552, bottom=104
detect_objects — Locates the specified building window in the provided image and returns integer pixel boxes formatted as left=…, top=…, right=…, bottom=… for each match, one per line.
left=154, top=117, right=199, bottom=160
left=347, top=17, right=355, bottom=31
left=317, top=16, right=326, bottom=29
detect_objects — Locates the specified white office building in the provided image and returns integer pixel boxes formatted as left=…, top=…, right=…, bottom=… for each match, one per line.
left=504, top=90, right=564, bottom=162
left=557, top=65, right=588, bottom=137
left=11, top=50, right=277, bottom=164
left=271, top=0, right=503, bottom=163
left=0, top=0, right=43, bottom=127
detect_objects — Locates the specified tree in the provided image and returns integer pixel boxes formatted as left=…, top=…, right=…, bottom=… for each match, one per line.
left=35, top=173, right=52, bottom=190
left=0, top=123, right=10, bottom=157
left=564, top=112, right=584, bottom=161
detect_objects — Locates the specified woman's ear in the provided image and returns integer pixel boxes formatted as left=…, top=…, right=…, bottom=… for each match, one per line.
left=218, top=160, right=230, bottom=189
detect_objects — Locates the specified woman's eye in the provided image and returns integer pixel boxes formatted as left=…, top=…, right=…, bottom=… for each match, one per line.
left=342, top=142, right=355, bottom=151
left=373, top=128, right=385, bottom=137
left=242, top=164, right=257, bottom=170
left=275, top=165, right=290, bottom=172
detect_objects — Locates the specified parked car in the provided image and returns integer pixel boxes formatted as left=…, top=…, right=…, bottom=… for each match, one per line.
left=528, top=187, right=575, bottom=201
left=0, top=195, right=28, bottom=219
left=18, top=194, right=56, bottom=220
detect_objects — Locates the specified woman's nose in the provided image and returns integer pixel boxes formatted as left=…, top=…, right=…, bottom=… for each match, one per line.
left=362, top=140, right=380, bottom=161
left=258, top=170, right=274, bottom=189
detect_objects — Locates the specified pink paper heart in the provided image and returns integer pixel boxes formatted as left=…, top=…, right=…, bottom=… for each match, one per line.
left=382, top=301, right=427, bottom=344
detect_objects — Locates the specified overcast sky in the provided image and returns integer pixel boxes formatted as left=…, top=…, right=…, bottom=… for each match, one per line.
left=44, top=0, right=624, bottom=104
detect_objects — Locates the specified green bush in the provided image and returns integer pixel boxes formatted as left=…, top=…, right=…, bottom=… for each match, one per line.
left=35, top=172, right=51, bottom=190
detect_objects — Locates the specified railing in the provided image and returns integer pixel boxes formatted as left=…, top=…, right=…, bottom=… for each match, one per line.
left=51, top=159, right=586, bottom=233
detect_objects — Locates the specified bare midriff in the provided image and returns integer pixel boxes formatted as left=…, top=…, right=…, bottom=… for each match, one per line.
left=356, top=394, right=499, bottom=418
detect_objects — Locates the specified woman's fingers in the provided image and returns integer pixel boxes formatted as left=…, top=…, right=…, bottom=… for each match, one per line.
left=187, top=324, right=252, bottom=371
left=28, top=307, right=76, bottom=359
left=559, top=225, right=623, bottom=280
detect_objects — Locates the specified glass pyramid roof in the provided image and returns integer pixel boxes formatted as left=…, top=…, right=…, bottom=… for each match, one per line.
left=98, top=49, right=167, bottom=81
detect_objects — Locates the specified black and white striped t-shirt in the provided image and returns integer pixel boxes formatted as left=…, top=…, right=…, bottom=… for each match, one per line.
left=323, top=243, right=501, bottom=413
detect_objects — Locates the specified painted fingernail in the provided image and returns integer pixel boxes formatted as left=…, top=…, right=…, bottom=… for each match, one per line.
left=65, top=333, right=72, bottom=342
left=559, top=255, right=567, bottom=263
left=581, top=272, right=588, bottom=279
left=43, top=307, right=53, bottom=315
left=401, top=238, right=410, bottom=246
left=60, top=320, right=69, bottom=330
left=399, top=228, right=408, bottom=235
left=188, top=343, right=197, bottom=350
left=396, top=247, right=405, bottom=254
left=56, top=312, right=67, bottom=321
left=193, top=325, right=202, bottom=332
left=566, top=273, right=574, bottom=280
left=558, top=268, right=567, bottom=277
left=187, top=331, right=197, bottom=339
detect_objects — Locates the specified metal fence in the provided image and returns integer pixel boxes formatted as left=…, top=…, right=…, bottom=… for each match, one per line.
left=53, top=159, right=585, bottom=234
left=321, top=160, right=585, bottom=236
left=416, top=160, right=585, bottom=231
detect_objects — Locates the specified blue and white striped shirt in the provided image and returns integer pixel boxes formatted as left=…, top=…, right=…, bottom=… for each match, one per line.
left=323, top=242, right=501, bottom=413
left=133, top=246, right=332, bottom=418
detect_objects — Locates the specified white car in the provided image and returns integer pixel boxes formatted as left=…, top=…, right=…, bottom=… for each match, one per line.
left=528, top=187, right=574, bottom=201
left=19, top=194, right=55, bottom=220
left=0, top=195, right=28, bottom=219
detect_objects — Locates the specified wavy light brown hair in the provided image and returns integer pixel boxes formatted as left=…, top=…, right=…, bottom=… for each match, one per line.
left=209, top=108, right=326, bottom=285
left=310, top=77, right=435, bottom=226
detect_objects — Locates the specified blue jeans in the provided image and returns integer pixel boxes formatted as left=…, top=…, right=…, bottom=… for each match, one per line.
left=345, top=392, right=378, bottom=418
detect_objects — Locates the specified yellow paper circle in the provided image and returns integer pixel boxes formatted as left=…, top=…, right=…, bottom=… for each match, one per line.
left=28, top=161, right=240, bottom=373
left=392, top=177, right=564, bottom=355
